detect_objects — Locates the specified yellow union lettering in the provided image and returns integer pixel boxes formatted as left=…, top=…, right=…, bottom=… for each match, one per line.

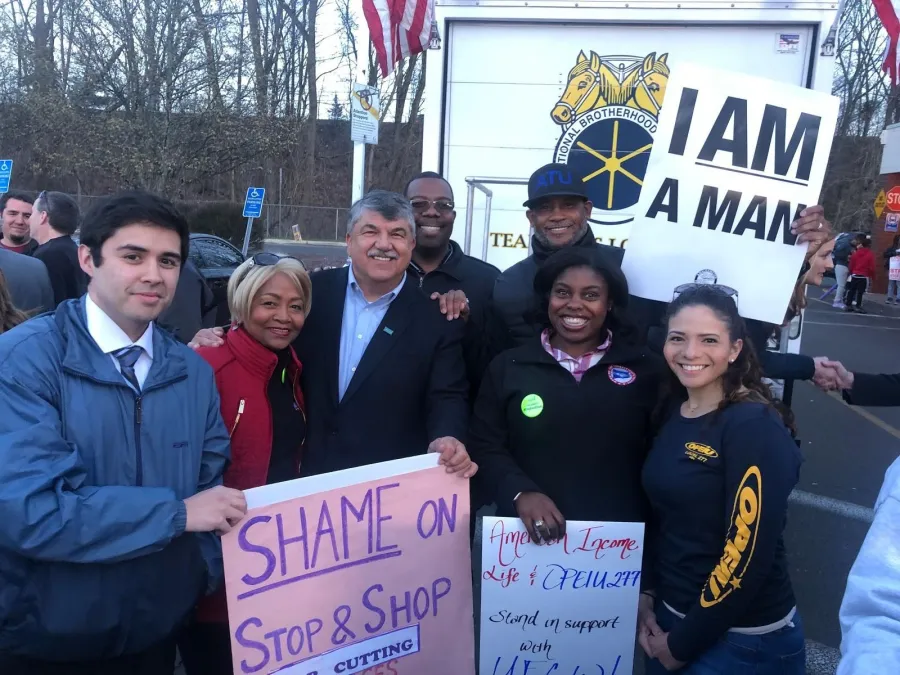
left=713, top=559, right=731, bottom=586
left=740, top=485, right=759, bottom=525
left=734, top=514, right=752, bottom=552
left=724, top=540, right=742, bottom=571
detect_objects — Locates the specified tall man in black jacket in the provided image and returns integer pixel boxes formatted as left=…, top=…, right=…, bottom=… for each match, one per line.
left=405, top=172, right=500, bottom=397
left=189, top=191, right=477, bottom=478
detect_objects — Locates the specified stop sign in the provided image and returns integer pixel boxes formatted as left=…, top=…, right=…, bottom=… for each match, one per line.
left=888, top=187, right=900, bottom=212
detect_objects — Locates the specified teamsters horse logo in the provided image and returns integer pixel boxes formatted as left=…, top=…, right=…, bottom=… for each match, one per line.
left=552, top=50, right=669, bottom=226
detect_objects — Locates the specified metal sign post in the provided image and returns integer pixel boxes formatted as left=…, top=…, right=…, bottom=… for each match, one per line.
left=242, top=187, right=265, bottom=257
left=0, top=160, right=12, bottom=194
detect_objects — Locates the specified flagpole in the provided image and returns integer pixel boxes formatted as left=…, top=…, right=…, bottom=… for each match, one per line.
left=351, top=10, right=371, bottom=205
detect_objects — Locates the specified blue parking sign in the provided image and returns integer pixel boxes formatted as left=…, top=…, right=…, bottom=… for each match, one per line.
left=243, top=187, right=265, bottom=219
left=0, top=160, right=12, bottom=194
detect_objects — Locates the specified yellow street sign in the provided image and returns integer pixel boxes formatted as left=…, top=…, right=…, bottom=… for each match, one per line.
left=875, top=189, right=887, bottom=218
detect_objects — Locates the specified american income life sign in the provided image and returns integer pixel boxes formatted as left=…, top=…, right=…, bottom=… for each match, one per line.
left=479, top=517, right=645, bottom=675
left=222, top=455, right=475, bottom=675
left=621, top=62, right=839, bottom=324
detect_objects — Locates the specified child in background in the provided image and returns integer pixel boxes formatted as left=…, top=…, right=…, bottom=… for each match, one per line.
left=846, top=235, right=875, bottom=314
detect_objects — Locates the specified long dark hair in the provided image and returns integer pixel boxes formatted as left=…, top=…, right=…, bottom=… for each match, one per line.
left=659, top=285, right=796, bottom=435
left=532, top=247, right=638, bottom=343
left=0, top=270, right=27, bottom=334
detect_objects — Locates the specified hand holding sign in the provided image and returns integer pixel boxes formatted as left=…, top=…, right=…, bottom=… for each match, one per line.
left=514, top=492, right=566, bottom=544
left=791, top=205, right=832, bottom=245
left=427, top=437, right=478, bottom=478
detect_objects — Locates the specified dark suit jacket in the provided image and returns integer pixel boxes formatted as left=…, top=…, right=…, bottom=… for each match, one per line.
left=844, top=373, right=900, bottom=407
left=294, top=267, right=469, bottom=476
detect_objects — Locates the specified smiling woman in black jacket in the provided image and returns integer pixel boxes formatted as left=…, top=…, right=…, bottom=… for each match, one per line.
left=469, top=247, right=663, bottom=544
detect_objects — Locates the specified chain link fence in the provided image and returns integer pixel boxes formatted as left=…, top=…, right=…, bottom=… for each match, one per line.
left=71, top=195, right=349, bottom=244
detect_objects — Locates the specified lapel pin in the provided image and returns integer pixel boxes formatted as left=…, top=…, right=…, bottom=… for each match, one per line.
left=383, top=327, right=394, bottom=335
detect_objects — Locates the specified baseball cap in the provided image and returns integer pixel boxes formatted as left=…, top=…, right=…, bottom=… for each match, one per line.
left=523, top=163, right=590, bottom=208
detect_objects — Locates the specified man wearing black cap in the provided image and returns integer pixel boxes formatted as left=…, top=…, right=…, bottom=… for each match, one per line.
left=490, top=162, right=640, bottom=351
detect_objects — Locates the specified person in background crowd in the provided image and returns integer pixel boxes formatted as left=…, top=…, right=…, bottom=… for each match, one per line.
left=845, top=235, right=874, bottom=313
left=405, top=171, right=501, bottom=398
left=838, top=453, right=900, bottom=674
left=30, top=190, right=88, bottom=307
left=883, top=234, right=900, bottom=304
left=189, top=190, right=477, bottom=480
left=0, top=270, right=27, bottom=334
left=828, top=232, right=855, bottom=309
left=470, top=247, right=661, bottom=544
left=640, top=286, right=803, bottom=674
left=179, top=253, right=311, bottom=675
left=157, top=259, right=217, bottom=343
left=0, top=191, right=246, bottom=675
left=0, top=191, right=39, bottom=255
left=0, top=244, right=54, bottom=313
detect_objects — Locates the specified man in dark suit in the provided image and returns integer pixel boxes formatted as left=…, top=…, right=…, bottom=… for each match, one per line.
left=189, top=191, right=476, bottom=478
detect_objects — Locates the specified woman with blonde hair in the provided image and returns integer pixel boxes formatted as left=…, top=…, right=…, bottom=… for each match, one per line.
left=179, top=252, right=312, bottom=675
left=0, top=270, right=28, bottom=334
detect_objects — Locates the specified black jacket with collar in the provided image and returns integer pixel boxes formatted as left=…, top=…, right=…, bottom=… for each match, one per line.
left=409, top=240, right=501, bottom=399
left=468, top=334, right=664, bottom=523
left=293, top=267, right=469, bottom=476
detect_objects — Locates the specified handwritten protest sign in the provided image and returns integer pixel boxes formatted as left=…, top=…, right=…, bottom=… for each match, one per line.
left=622, top=62, right=839, bottom=324
left=222, top=455, right=475, bottom=675
left=479, top=517, right=644, bottom=675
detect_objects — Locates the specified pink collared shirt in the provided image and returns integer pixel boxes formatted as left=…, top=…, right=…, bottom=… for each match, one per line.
left=540, top=328, right=612, bottom=382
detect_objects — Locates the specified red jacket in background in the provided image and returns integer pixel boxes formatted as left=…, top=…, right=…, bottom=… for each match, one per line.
left=849, top=247, right=876, bottom=278
left=194, top=326, right=305, bottom=623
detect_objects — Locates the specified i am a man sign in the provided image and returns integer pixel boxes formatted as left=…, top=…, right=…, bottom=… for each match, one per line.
left=622, top=62, right=839, bottom=325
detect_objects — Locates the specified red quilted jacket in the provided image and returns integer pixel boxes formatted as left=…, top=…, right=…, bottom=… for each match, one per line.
left=194, top=326, right=305, bottom=623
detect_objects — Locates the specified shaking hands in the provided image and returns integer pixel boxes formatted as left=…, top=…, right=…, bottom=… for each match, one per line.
left=812, top=357, right=854, bottom=392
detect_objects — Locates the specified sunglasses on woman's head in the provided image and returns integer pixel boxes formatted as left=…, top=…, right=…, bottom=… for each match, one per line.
left=248, top=252, right=283, bottom=267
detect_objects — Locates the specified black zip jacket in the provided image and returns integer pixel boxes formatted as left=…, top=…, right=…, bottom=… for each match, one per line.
left=408, top=240, right=500, bottom=399
left=844, top=372, right=900, bottom=406
left=469, top=335, right=663, bottom=523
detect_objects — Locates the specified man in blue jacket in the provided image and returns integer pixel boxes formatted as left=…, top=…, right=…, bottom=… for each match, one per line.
left=0, top=191, right=247, bottom=674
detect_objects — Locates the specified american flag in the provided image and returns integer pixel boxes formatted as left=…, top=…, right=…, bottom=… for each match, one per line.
left=873, top=0, right=900, bottom=85
left=362, top=0, right=440, bottom=78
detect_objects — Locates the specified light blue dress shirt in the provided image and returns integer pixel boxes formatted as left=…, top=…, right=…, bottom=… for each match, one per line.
left=338, top=266, right=407, bottom=400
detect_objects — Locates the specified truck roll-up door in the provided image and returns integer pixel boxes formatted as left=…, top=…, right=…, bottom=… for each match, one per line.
left=442, top=21, right=816, bottom=270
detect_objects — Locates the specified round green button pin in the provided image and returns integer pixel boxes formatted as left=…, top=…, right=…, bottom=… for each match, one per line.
left=521, top=394, right=544, bottom=418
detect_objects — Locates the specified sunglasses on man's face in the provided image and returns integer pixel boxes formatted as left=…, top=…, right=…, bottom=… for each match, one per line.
left=410, top=198, right=454, bottom=213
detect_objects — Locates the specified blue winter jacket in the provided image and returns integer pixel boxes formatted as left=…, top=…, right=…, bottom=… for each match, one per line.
left=0, top=298, right=231, bottom=660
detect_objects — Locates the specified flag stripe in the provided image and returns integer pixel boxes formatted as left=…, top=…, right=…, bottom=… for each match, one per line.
left=364, top=0, right=436, bottom=77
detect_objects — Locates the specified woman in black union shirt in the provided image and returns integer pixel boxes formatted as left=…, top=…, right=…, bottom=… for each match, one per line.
left=641, top=286, right=803, bottom=674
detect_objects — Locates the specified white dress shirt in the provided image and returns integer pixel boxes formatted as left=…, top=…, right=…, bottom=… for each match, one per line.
left=85, top=294, right=155, bottom=390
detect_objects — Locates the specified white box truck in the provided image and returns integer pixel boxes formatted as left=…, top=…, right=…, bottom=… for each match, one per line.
left=421, top=0, right=840, bottom=272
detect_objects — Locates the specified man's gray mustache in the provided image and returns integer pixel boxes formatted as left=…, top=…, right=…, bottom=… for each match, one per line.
left=367, top=249, right=399, bottom=259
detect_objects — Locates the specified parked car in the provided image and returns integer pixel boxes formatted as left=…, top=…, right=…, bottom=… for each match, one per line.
left=73, top=231, right=245, bottom=326
left=188, top=233, right=246, bottom=325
